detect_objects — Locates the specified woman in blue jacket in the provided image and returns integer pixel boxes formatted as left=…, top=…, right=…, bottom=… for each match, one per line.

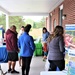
left=42, top=27, right=50, bottom=61
left=18, top=24, right=35, bottom=75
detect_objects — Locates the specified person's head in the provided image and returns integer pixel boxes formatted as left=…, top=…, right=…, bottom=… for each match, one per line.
left=0, top=25, right=3, bottom=28
left=53, top=25, right=64, bottom=37
left=24, top=24, right=31, bottom=33
left=10, top=25, right=16, bottom=32
left=42, top=27, right=47, bottom=33
left=21, top=26, right=24, bottom=31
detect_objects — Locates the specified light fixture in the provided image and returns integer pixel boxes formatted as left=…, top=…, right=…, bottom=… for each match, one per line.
left=62, top=14, right=66, bottom=20
left=50, top=13, right=52, bottom=16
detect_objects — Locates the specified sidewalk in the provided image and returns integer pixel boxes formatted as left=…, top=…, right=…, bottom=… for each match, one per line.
left=0, top=56, right=45, bottom=75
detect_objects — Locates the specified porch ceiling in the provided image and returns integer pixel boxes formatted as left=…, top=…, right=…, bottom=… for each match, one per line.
left=0, top=0, right=64, bottom=16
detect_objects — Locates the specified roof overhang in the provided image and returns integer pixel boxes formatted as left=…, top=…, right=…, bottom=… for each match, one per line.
left=0, top=0, right=64, bottom=16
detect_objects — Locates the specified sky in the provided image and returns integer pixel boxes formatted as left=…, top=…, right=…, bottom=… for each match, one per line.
left=23, top=16, right=44, bottom=22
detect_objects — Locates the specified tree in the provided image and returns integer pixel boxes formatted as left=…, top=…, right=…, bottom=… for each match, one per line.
left=0, top=14, right=46, bottom=31
left=9, top=16, right=25, bottom=31
left=33, top=17, right=46, bottom=28
left=25, top=19, right=34, bottom=27
left=0, top=14, right=6, bottom=29
left=33, top=22, right=36, bottom=28
left=0, top=14, right=26, bottom=31
left=39, top=17, right=46, bottom=28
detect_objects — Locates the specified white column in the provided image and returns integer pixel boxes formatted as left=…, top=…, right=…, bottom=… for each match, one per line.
left=59, top=4, right=63, bottom=10
left=6, top=14, right=9, bottom=30
left=48, top=13, right=51, bottom=31
left=47, top=13, right=51, bottom=32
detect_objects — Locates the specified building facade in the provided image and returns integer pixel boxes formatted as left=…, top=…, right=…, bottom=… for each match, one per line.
left=46, top=0, right=75, bottom=32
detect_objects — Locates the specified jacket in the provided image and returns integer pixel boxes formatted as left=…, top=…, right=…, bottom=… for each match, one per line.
left=18, top=32, right=35, bottom=57
left=48, top=36, right=65, bottom=60
left=42, top=31, right=50, bottom=43
left=6, top=29, right=18, bottom=52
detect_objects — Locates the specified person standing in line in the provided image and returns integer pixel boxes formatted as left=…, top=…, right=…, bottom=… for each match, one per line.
left=18, top=24, right=35, bottom=75
left=6, top=25, right=19, bottom=74
left=0, top=25, right=5, bottom=38
left=42, top=27, right=50, bottom=61
left=48, top=26, right=65, bottom=71
left=18, top=26, right=25, bottom=38
left=18, top=26, right=25, bottom=67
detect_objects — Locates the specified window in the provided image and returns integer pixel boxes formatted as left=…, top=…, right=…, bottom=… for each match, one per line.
left=59, top=4, right=63, bottom=26
left=53, top=19, right=56, bottom=28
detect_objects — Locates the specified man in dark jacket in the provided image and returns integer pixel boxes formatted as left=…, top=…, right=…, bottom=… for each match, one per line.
left=6, top=25, right=19, bottom=74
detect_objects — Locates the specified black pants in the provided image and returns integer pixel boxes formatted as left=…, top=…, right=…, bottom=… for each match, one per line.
left=48, top=60, right=65, bottom=71
left=22, top=56, right=32, bottom=75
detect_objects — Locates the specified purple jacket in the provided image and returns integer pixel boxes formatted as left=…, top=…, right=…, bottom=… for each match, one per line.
left=6, top=29, right=18, bottom=52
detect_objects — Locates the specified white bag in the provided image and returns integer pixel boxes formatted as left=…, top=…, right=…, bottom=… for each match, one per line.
left=45, top=58, right=50, bottom=71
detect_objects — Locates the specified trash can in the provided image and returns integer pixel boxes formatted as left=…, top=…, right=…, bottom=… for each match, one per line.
left=34, top=43, right=43, bottom=56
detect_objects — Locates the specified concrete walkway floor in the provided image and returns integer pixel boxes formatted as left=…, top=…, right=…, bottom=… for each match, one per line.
left=0, top=56, right=45, bottom=75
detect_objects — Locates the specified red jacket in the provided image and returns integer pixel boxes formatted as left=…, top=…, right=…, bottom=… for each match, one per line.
left=6, top=29, right=18, bottom=52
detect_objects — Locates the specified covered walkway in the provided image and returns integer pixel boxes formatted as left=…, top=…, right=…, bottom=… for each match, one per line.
left=0, top=0, right=63, bottom=30
left=0, top=0, right=75, bottom=75
left=1, top=56, right=45, bottom=75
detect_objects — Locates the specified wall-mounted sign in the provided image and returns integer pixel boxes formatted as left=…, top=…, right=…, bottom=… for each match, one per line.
left=65, top=24, right=75, bottom=75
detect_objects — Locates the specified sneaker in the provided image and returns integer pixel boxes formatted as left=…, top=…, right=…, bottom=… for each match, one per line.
left=8, top=68, right=11, bottom=73
left=11, top=70, right=19, bottom=74
left=43, top=59, right=46, bottom=62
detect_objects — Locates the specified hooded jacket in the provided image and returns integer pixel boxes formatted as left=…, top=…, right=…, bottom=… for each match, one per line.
left=6, top=29, right=18, bottom=52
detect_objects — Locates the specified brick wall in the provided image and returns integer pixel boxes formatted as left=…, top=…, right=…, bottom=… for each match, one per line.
left=50, top=7, right=59, bottom=31
left=63, top=0, right=75, bottom=26
left=46, top=17, right=50, bottom=32
left=46, top=0, right=75, bottom=32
